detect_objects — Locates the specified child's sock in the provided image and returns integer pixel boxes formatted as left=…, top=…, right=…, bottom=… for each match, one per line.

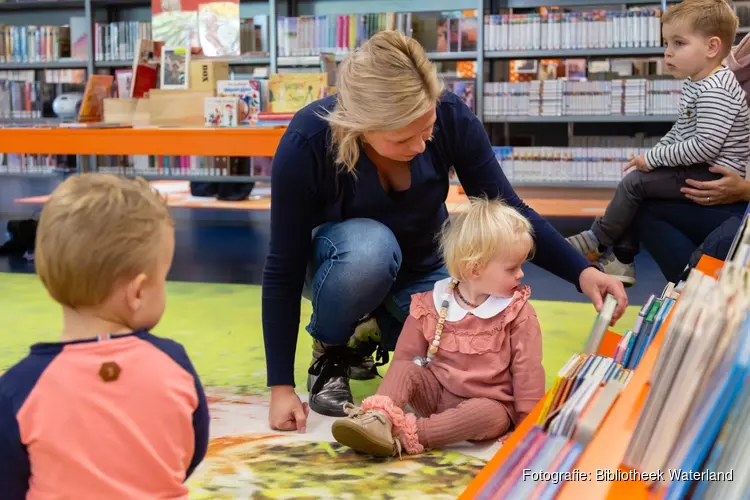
left=362, top=395, right=424, bottom=454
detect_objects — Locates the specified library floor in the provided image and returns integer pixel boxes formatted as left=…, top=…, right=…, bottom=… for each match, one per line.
left=0, top=271, right=642, bottom=498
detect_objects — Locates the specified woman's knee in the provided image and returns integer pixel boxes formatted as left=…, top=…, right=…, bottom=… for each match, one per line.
left=314, top=218, right=402, bottom=282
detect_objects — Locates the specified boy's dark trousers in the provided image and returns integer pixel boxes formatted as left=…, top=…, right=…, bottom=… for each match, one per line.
left=593, top=163, right=722, bottom=257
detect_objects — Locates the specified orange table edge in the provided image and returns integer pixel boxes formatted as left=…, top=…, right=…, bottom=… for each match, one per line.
left=460, top=329, right=623, bottom=499
left=0, top=126, right=286, bottom=157
left=463, top=255, right=725, bottom=500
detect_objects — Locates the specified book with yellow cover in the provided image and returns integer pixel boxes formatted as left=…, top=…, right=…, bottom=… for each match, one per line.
left=268, top=73, right=327, bottom=113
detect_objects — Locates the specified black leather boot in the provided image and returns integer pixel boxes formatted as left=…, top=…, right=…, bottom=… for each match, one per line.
left=307, top=342, right=354, bottom=417
left=348, top=316, right=386, bottom=381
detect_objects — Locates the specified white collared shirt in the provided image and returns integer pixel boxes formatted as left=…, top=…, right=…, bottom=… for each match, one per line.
left=432, top=277, right=513, bottom=322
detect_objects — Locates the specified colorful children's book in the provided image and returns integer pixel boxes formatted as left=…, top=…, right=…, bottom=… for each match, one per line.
left=216, top=79, right=261, bottom=125
left=204, top=97, right=238, bottom=127
left=268, top=73, right=327, bottom=113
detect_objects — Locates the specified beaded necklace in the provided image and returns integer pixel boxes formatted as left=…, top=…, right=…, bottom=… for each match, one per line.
left=413, top=278, right=459, bottom=367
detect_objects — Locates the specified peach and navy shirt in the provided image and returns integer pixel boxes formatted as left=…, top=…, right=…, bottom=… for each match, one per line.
left=0, top=330, right=209, bottom=499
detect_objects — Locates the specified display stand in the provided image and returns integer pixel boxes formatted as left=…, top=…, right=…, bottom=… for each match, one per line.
left=461, top=254, right=725, bottom=500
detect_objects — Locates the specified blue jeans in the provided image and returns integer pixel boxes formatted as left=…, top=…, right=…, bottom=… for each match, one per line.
left=302, top=218, right=449, bottom=351
left=628, top=201, right=747, bottom=282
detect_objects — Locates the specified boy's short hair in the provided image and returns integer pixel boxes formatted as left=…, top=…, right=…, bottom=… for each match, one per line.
left=440, top=197, right=534, bottom=281
left=36, top=173, right=173, bottom=309
left=663, top=0, right=738, bottom=58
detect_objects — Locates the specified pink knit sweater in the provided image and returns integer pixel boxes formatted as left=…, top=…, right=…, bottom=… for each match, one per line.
left=392, top=284, right=546, bottom=425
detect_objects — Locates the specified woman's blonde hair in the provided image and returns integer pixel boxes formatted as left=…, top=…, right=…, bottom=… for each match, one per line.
left=320, top=30, right=444, bottom=173
left=440, top=197, right=535, bottom=281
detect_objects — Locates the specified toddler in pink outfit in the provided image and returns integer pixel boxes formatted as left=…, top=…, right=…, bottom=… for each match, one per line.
left=331, top=197, right=546, bottom=456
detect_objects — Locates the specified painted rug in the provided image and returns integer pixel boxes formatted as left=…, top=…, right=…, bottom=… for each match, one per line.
left=0, top=273, right=640, bottom=497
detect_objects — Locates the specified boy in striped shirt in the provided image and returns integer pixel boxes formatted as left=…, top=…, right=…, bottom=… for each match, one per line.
left=568, top=0, right=749, bottom=286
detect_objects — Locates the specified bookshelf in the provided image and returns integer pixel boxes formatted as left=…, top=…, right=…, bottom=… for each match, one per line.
left=0, top=0, right=711, bottom=186
left=460, top=255, right=726, bottom=500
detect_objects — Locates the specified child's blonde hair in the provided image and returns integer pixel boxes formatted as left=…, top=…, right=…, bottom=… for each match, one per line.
left=663, top=0, right=738, bottom=58
left=35, top=173, right=173, bottom=309
left=440, top=197, right=534, bottom=281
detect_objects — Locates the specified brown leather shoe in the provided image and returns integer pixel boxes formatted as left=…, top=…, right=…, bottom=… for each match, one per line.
left=332, top=404, right=401, bottom=458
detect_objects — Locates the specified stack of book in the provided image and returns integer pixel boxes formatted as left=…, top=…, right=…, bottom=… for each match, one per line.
left=492, top=146, right=656, bottom=185
left=483, top=78, right=681, bottom=118
left=484, top=8, right=663, bottom=52
left=613, top=292, right=677, bottom=370
left=622, top=259, right=750, bottom=498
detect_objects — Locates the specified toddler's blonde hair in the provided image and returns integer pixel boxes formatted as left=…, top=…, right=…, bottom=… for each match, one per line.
left=35, top=173, right=173, bottom=309
left=662, top=0, right=738, bottom=58
left=440, top=197, right=534, bottom=281
left=321, top=30, right=444, bottom=174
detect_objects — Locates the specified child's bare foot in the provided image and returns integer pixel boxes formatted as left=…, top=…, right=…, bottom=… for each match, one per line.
left=332, top=403, right=402, bottom=457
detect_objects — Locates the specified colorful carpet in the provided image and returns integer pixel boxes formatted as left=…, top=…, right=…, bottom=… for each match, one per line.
left=0, top=273, right=640, bottom=497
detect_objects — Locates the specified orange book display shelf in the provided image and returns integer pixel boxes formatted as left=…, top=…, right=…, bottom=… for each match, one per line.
left=461, top=255, right=725, bottom=500
left=1, top=126, right=614, bottom=218
left=0, top=126, right=286, bottom=157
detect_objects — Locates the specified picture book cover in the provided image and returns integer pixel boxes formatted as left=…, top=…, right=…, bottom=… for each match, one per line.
left=160, top=46, right=191, bottom=89
left=268, top=73, right=327, bottom=113
left=152, top=0, right=239, bottom=56
left=78, top=74, right=114, bottom=123
left=217, top=79, right=261, bottom=124
left=204, top=96, right=238, bottom=127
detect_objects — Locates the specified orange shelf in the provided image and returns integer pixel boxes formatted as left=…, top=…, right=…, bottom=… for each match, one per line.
left=461, top=256, right=723, bottom=500
left=14, top=179, right=610, bottom=219
left=460, top=329, right=623, bottom=499
left=0, top=126, right=286, bottom=157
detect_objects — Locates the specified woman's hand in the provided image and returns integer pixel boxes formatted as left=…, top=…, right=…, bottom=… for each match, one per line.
left=269, top=385, right=309, bottom=433
left=579, top=267, right=629, bottom=323
left=681, top=166, right=750, bottom=206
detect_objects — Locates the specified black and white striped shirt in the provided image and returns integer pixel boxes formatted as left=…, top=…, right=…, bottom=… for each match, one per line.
left=645, top=67, right=750, bottom=176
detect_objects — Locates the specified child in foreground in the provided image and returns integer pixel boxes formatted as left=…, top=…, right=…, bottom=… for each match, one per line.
left=0, top=174, right=209, bottom=498
left=568, top=0, right=749, bottom=286
left=331, top=198, right=545, bottom=456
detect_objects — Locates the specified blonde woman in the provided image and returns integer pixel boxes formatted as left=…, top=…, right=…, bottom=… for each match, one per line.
left=263, top=31, right=628, bottom=431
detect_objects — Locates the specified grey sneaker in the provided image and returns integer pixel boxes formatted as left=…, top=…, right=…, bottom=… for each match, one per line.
left=567, top=230, right=602, bottom=262
left=597, top=253, right=636, bottom=287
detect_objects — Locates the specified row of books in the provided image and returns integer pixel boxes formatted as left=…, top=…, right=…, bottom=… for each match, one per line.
left=477, top=427, right=584, bottom=500
left=570, top=134, right=661, bottom=148
left=92, top=21, right=152, bottom=63
left=620, top=256, right=750, bottom=498
left=0, top=153, right=69, bottom=173
left=484, top=9, right=663, bottom=52
left=0, top=154, right=272, bottom=177
left=493, top=146, right=658, bottom=184
left=0, top=25, right=70, bottom=64
left=541, top=353, right=632, bottom=443
left=0, top=69, right=86, bottom=84
left=276, top=12, right=415, bottom=57
left=613, top=294, right=676, bottom=371
left=483, top=79, right=681, bottom=118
